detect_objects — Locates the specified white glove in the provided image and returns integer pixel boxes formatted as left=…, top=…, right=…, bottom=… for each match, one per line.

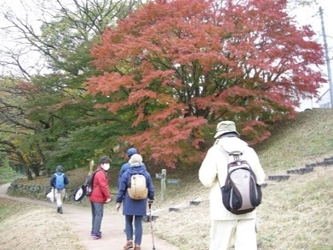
left=105, top=198, right=111, bottom=203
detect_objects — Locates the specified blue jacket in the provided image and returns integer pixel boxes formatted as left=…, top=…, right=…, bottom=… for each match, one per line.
left=118, top=162, right=146, bottom=187
left=50, top=171, right=69, bottom=189
left=116, top=164, right=154, bottom=216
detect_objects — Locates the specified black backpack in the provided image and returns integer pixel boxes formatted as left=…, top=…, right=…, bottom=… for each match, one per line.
left=85, top=170, right=101, bottom=196
left=220, top=151, right=262, bottom=215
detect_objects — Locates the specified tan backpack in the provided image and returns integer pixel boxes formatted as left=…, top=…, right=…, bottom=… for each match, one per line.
left=127, top=174, right=148, bottom=200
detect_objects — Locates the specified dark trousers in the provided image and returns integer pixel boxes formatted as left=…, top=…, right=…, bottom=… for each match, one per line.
left=125, top=215, right=143, bottom=245
left=91, top=202, right=104, bottom=235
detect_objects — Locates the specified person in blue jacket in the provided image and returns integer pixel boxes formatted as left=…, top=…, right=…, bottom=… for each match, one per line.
left=117, top=147, right=146, bottom=233
left=49, top=165, right=69, bottom=214
left=116, top=154, right=154, bottom=250
left=118, top=147, right=146, bottom=188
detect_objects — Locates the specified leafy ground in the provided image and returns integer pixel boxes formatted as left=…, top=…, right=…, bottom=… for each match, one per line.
left=1, top=108, right=333, bottom=249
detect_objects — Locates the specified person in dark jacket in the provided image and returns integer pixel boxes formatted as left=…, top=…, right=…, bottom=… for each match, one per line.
left=89, top=156, right=112, bottom=240
left=50, top=165, right=69, bottom=214
left=116, top=154, right=155, bottom=250
left=117, top=147, right=147, bottom=233
left=118, top=147, right=146, bottom=187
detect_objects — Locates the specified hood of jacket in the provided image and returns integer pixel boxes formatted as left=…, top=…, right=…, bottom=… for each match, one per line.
left=127, top=165, right=146, bottom=175
left=215, top=136, right=248, bottom=154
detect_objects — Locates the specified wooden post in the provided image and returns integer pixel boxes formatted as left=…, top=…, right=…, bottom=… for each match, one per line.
left=88, top=160, right=94, bottom=176
left=161, top=169, right=166, bottom=202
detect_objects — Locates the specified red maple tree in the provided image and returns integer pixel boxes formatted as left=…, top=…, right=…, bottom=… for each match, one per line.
left=86, top=0, right=325, bottom=168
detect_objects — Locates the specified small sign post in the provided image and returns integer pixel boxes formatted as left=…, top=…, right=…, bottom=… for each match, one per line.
left=166, top=179, right=180, bottom=185
left=155, top=173, right=165, bottom=179
left=161, top=169, right=166, bottom=201
left=155, top=169, right=181, bottom=202
left=155, top=169, right=167, bottom=202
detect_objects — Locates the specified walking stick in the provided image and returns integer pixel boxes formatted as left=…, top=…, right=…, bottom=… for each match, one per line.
left=149, top=202, right=156, bottom=250
left=88, top=160, right=94, bottom=176
left=53, top=186, right=55, bottom=203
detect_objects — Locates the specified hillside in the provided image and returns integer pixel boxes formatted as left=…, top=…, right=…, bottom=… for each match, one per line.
left=256, top=108, right=333, bottom=173
left=146, top=108, right=333, bottom=250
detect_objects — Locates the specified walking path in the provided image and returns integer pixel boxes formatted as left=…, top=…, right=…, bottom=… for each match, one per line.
left=0, top=183, right=179, bottom=250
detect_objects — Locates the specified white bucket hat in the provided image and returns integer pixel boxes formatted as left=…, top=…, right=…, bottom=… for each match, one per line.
left=214, top=121, right=239, bottom=138
left=129, top=154, right=143, bottom=166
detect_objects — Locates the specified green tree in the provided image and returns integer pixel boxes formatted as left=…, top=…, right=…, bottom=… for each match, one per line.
left=0, top=0, right=147, bottom=178
left=0, top=78, right=37, bottom=180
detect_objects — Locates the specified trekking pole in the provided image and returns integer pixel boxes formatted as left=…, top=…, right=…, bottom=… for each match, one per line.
left=149, top=202, right=156, bottom=250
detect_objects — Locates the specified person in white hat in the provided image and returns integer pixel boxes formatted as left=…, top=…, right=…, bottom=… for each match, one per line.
left=199, top=121, right=265, bottom=250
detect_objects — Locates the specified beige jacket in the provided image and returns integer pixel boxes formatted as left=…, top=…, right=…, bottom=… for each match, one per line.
left=199, top=136, right=265, bottom=220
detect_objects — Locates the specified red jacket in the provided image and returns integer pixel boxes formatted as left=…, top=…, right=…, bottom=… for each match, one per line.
left=88, top=166, right=111, bottom=203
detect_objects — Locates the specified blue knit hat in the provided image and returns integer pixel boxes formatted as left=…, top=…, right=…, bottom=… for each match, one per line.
left=56, top=165, right=63, bottom=172
left=127, top=148, right=137, bottom=157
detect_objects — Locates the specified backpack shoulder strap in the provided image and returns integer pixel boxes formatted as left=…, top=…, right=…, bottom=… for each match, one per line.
left=92, top=169, right=99, bottom=181
left=216, top=147, right=244, bottom=186
left=92, top=169, right=105, bottom=185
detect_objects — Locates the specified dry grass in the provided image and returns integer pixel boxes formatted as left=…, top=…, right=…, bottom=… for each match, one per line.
left=138, top=167, right=333, bottom=250
left=139, top=108, right=333, bottom=250
left=0, top=198, right=83, bottom=250
left=2, top=108, right=333, bottom=250
left=255, top=108, right=333, bottom=174
left=257, top=167, right=333, bottom=250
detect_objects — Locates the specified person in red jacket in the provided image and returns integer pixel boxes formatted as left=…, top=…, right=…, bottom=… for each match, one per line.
left=89, top=156, right=112, bottom=239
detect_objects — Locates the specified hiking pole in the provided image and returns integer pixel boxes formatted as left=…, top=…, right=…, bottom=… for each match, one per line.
left=148, top=202, right=156, bottom=250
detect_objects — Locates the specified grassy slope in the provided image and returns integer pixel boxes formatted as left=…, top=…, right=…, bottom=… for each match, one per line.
left=145, top=108, right=333, bottom=250
left=256, top=108, right=333, bottom=173
left=258, top=167, right=333, bottom=250
left=0, top=198, right=83, bottom=250
left=1, top=108, right=333, bottom=250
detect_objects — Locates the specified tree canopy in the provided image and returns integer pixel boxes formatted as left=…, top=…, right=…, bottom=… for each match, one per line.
left=0, top=0, right=327, bottom=176
left=0, top=0, right=146, bottom=178
left=86, top=0, right=326, bottom=167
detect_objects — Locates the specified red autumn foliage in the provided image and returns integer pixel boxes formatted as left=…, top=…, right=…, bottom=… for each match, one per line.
left=86, top=0, right=326, bottom=168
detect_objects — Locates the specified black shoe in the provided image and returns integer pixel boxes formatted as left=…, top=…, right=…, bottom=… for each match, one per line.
left=91, top=231, right=102, bottom=236
left=57, top=207, right=63, bottom=214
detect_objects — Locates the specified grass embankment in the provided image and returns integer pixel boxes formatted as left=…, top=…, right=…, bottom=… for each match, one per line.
left=0, top=198, right=83, bottom=250
left=145, top=109, right=333, bottom=249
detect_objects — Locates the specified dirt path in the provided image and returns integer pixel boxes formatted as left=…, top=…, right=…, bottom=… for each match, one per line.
left=0, top=183, right=179, bottom=250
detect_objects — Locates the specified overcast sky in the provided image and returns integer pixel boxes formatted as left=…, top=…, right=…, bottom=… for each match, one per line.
left=1, top=0, right=332, bottom=98
left=290, top=0, right=333, bottom=108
